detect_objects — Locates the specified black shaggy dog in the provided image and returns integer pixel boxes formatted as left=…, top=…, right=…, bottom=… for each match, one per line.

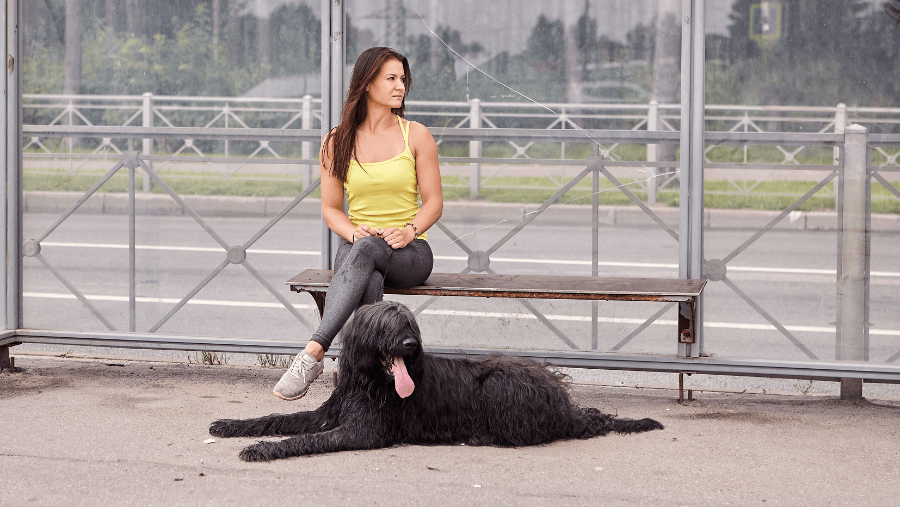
left=210, top=301, right=663, bottom=461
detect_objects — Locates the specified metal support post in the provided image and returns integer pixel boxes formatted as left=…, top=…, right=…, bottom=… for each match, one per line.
left=141, top=93, right=153, bottom=192
left=678, top=372, right=694, bottom=403
left=678, top=0, right=704, bottom=358
left=2, top=0, right=10, bottom=334
left=319, top=0, right=344, bottom=270
left=469, top=98, right=482, bottom=196
left=127, top=139, right=137, bottom=332
left=838, top=124, right=870, bottom=400
left=6, top=0, right=22, bottom=334
left=591, top=145, right=601, bottom=350
left=647, top=100, right=659, bottom=205
left=301, top=94, right=313, bottom=190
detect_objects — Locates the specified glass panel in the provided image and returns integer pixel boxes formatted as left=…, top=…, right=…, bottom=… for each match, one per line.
left=345, top=0, right=683, bottom=357
left=21, top=1, right=324, bottom=357
left=703, top=1, right=900, bottom=381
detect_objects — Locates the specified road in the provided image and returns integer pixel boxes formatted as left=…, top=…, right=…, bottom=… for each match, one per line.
left=16, top=209, right=900, bottom=395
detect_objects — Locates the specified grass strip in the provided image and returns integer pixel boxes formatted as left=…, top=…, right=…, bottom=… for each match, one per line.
left=23, top=169, right=900, bottom=214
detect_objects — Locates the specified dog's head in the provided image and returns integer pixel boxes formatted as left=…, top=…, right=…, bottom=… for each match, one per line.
left=340, top=301, right=423, bottom=399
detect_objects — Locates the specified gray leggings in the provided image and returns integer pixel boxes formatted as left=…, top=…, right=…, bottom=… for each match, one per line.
left=310, top=236, right=433, bottom=352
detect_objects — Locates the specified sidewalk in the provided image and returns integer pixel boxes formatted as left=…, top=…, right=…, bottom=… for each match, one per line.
left=2, top=353, right=898, bottom=506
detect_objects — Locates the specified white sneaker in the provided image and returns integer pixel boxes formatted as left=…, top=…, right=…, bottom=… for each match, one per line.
left=272, top=351, right=324, bottom=401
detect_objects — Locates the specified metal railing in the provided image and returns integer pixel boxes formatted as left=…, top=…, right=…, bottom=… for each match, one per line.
left=10, top=124, right=900, bottom=384
left=23, top=94, right=900, bottom=207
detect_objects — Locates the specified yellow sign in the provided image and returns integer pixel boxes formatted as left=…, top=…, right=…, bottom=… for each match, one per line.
left=750, top=2, right=782, bottom=42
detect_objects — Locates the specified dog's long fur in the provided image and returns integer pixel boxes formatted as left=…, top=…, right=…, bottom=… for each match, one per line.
left=210, top=301, right=663, bottom=461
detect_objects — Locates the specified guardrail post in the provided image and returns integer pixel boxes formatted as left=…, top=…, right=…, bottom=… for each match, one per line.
left=469, top=98, right=482, bottom=196
left=301, top=94, right=313, bottom=190
left=142, top=92, right=153, bottom=192
left=647, top=100, right=659, bottom=204
left=67, top=99, right=75, bottom=173
left=224, top=102, right=230, bottom=177
left=833, top=103, right=846, bottom=211
left=837, top=123, right=870, bottom=400
left=560, top=107, right=567, bottom=159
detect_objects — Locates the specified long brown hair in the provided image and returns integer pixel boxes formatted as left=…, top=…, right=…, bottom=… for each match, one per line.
left=324, top=47, right=412, bottom=183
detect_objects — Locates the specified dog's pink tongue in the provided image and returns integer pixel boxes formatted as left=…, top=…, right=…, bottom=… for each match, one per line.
left=391, top=357, right=415, bottom=398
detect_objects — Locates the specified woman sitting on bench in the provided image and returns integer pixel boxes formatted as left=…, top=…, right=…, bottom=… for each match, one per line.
left=273, top=47, right=443, bottom=400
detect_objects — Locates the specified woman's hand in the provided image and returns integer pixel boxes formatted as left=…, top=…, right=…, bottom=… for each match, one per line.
left=351, top=224, right=381, bottom=243
left=378, top=225, right=415, bottom=249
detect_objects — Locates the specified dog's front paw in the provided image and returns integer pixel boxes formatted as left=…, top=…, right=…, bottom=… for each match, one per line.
left=239, top=442, right=273, bottom=462
left=209, top=419, right=238, bottom=438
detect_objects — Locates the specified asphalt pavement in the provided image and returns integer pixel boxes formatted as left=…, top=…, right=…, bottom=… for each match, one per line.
left=2, top=353, right=899, bottom=507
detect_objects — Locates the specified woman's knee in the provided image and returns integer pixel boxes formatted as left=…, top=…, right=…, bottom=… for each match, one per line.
left=349, top=235, right=390, bottom=261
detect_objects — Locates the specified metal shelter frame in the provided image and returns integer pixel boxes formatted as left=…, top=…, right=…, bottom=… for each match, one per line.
left=3, top=0, right=900, bottom=394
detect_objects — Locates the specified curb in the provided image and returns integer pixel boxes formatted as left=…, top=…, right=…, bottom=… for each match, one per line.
left=22, top=190, right=900, bottom=232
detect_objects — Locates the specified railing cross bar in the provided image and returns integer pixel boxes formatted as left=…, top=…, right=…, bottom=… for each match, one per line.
left=721, top=170, right=837, bottom=265
left=484, top=166, right=592, bottom=257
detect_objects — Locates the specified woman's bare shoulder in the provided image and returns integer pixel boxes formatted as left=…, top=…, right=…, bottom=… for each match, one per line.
left=406, top=120, right=435, bottom=143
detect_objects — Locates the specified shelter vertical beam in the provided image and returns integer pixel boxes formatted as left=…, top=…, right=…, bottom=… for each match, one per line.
left=678, top=0, right=704, bottom=358
left=5, top=0, right=22, bottom=333
left=320, top=0, right=344, bottom=269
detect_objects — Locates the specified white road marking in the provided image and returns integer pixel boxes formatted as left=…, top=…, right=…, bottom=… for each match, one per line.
left=23, top=292, right=900, bottom=336
left=24, top=292, right=305, bottom=309
left=37, top=241, right=900, bottom=277
left=40, top=242, right=319, bottom=256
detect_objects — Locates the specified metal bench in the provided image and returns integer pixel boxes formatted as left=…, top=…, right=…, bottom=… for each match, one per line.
left=287, top=268, right=706, bottom=353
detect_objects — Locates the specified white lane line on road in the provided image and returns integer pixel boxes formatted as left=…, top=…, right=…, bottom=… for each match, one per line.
left=422, top=309, right=900, bottom=336
left=39, top=241, right=900, bottom=277
left=25, top=292, right=312, bottom=309
left=40, top=242, right=320, bottom=256
left=24, top=292, right=900, bottom=336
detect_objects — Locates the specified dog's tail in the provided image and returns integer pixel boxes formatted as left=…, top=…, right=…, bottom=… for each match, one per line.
left=583, top=407, right=664, bottom=437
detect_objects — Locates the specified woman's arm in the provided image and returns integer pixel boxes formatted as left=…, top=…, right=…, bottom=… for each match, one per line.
left=319, top=137, right=380, bottom=243
left=390, top=121, right=442, bottom=248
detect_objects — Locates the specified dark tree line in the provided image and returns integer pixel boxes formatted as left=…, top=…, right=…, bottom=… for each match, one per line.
left=24, top=0, right=323, bottom=97
left=22, top=0, right=900, bottom=111
left=707, top=0, right=900, bottom=108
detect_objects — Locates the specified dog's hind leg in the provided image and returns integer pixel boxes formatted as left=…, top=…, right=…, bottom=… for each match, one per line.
left=210, top=395, right=342, bottom=438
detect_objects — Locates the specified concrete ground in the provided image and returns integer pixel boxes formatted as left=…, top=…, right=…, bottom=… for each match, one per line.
left=2, top=352, right=899, bottom=507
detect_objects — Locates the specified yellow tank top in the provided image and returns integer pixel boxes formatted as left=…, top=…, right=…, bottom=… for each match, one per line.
left=345, top=116, right=426, bottom=240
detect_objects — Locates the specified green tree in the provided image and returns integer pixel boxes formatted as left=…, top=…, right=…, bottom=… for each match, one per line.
left=268, top=3, right=321, bottom=77
left=406, top=26, right=482, bottom=101
left=524, top=14, right=566, bottom=77
left=711, top=0, right=899, bottom=109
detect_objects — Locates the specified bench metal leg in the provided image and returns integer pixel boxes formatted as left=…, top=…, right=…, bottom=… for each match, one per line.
left=678, top=372, right=694, bottom=403
left=1, top=345, right=15, bottom=373
left=678, top=296, right=699, bottom=357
